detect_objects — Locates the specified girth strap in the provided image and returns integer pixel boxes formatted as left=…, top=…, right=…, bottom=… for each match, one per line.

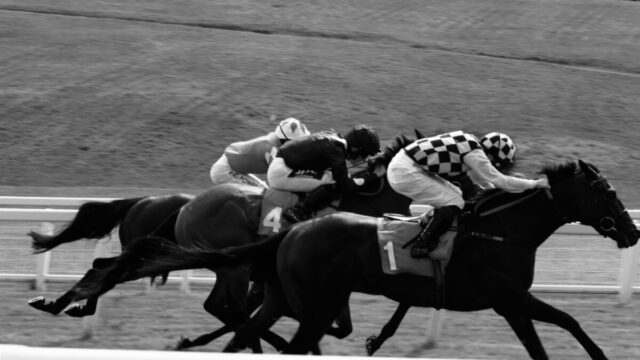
left=470, top=231, right=505, bottom=242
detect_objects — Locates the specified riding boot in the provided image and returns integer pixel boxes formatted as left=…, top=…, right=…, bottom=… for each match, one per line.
left=410, top=205, right=461, bottom=258
left=282, top=185, right=339, bottom=224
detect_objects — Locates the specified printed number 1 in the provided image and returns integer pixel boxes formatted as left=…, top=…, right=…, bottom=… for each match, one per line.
left=262, top=207, right=283, bottom=233
left=383, top=241, right=397, bottom=271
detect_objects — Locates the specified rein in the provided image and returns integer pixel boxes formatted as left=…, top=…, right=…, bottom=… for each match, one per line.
left=470, top=188, right=567, bottom=245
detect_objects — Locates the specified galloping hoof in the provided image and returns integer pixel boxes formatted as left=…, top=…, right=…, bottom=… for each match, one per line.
left=174, top=336, right=193, bottom=350
left=365, top=335, right=380, bottom=356
left=63, top=303, right=91, bottom=317
left=27, top=296, right=59, bottom=315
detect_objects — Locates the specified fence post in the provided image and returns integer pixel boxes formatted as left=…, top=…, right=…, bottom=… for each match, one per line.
left=618, top=244, right=640, bottom=304
left=81, top=239, right=110, bottom=339
left=180, top=270, right=192, bottom=294
left=424, top=308, right=445, bottom=348
left=34, top=222, right=53, bottom=291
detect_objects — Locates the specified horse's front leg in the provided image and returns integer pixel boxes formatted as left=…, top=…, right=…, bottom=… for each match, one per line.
left=519, top=293, right=607, bottom=360
left=494, top=307, right=548, bottom=360
left=366, top=303, right=411, bottom=356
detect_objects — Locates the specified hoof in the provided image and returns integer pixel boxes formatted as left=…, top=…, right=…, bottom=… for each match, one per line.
left=27, top=296, right=49, bottom=312
left=63, top=303, right=86, bottom=317
left=365, top=335, right=379, bottom=356
left=27, top=296, right=45, bottom=306
left=175, top=336, right=193, bottom=350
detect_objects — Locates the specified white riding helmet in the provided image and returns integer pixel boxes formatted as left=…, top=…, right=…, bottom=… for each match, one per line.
left=480, top=132, right=516, bottom=168
left=275, top=118, right=310, bottom=140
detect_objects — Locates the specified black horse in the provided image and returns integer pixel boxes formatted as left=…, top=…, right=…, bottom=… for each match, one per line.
left=27, top=194, right=193, bottom=316
left=113, top=160, right=638, bottom=358
left=35, top=133, right=430, bottom=353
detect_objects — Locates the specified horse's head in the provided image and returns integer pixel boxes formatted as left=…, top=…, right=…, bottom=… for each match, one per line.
left=544, top=160, right=639, bottom=248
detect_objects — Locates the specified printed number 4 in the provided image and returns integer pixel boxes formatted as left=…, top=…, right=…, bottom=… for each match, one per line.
left=384, top=241, right=397, bottom=271
left=263, top=207, right=283, bottom=233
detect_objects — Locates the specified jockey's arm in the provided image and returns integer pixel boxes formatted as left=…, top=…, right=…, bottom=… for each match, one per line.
left=464, top=150, right=539, bottom=193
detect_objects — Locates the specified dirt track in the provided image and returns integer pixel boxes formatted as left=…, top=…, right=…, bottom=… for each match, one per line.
left=0, top=281, right=638, bottom=359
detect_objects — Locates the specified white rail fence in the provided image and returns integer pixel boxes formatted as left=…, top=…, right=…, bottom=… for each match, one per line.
left=0, top=196, right=639, bottom=299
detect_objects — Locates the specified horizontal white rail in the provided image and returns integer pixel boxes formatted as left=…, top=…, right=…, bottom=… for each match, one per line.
left=0, top=196, right=119, bottom=207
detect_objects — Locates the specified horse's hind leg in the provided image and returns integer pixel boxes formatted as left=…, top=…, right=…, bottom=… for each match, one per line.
left=63, top=296, right=99, bottom=317
left=224, top=283, right=288, bottom=353
left=28, top=256, right=118, bottom=315
left=284, top=312, right=336, bottom=355
left=27, top=290, right=75, bottom=315
left=326, top=304, right=352, bottom=339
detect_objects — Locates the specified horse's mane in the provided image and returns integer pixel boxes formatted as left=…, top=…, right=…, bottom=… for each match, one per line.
left=539, top=161, right=578, bottom=181
left=378, top=133, right=414, bottom=166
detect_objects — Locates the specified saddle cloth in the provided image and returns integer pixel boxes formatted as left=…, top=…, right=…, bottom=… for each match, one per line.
left=258, top=188, right=336, bottom=235
left=377, top=216, right=456, bottom=277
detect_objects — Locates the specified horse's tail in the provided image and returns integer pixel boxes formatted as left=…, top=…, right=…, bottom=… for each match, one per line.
left=29, top=197, right=146, bottom=253
left=72, top=229, right=292, bottom=301
left=136, top=227, right=291, bottom=278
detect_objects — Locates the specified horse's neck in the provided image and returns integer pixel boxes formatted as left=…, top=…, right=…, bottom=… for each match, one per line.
left=472, top=189, right=568, bottom=250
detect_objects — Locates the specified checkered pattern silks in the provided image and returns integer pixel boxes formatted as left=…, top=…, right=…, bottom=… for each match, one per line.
left=480, top=132, right=516, bottom=165
left=404, top=131, right=481, bottom=176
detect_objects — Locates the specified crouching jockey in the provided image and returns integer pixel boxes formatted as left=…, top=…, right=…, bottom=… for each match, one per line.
left=209, top=118, right=310, bottom=188
left=267, top=125, right=382, bottom=223
left=387, top=131, right=550, bottom=258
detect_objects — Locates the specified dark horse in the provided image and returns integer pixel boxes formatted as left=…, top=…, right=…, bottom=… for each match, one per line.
left=27, top=194, right=193, bottom=316
left=108, top=160, right=638, bottom=358
left=34, top=134, right=430, bottom=353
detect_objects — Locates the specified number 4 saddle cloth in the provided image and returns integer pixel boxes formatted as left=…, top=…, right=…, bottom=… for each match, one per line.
left=377, top=214, right=456, bottom=277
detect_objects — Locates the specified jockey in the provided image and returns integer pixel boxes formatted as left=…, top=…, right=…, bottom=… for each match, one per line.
left=386, top=130, right=550, bottom=258
left=209, top=118, right=310, bottom=188
left=267, top=125, right=381, bottom=223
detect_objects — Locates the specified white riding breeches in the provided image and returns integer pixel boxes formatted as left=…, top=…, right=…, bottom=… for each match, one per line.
left=209, top=155, right=267, bottom=188
left=267, top=157, right=335, bottom=192
left=387, top=150, right=465, bottom=209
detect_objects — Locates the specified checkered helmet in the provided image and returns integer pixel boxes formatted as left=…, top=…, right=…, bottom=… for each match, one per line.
left=275, top=118, right=310, bottom=141
left=480, top=132, right=516, bottom=168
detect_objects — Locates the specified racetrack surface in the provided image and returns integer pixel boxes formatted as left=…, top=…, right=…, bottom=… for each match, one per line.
left=1, top=282, right=639, bottom=359
left=1, top=0, right=640, bottom=206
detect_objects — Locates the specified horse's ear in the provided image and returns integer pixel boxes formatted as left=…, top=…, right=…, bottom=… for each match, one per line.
left=414, top=128, right=425, bottom=139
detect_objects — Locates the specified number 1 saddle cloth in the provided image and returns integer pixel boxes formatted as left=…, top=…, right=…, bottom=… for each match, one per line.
left=377, top=215, right=456, bottom=277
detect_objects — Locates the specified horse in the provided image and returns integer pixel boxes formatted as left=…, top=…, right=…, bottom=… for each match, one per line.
left=114, top=160, right=639, bottom=358
left=27, top=194, right=193, bottom=316
left=33, top=133, right=433, bottom=353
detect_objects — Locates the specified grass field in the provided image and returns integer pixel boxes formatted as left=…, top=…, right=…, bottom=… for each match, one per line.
left=1, top=0, right=640, bottom=358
